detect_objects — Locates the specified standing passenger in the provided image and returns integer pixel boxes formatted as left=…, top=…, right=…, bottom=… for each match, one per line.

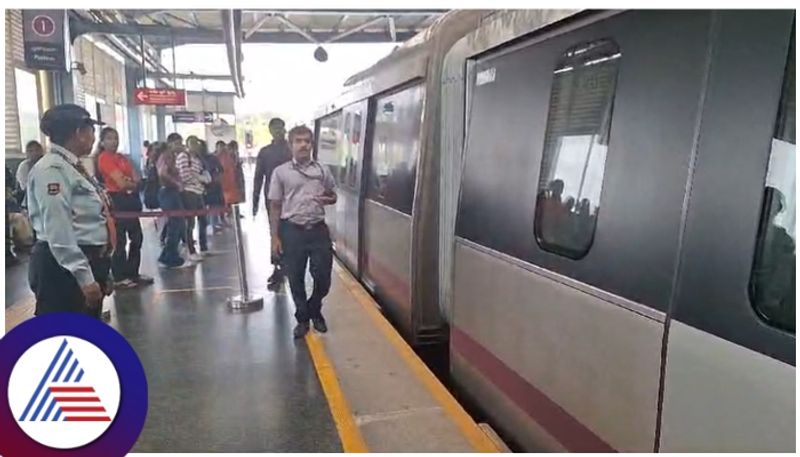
left=269, top=125, right=337, bottom=338
left=16, top=140, right=44, bottom=194
left=96, top=127, right=154, bottom=288
left=157, top=142, right=189, bottom=268
left=253, top=117, right=292, bottom=289
left=177, top=137, right=210, bottom=260
left=27, top=104, right=113, bottom=317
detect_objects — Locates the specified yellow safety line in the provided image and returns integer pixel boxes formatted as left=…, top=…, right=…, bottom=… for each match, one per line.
left=335, top=265, right=500, bottom=453
left=305, top=332, right=369, bottom=453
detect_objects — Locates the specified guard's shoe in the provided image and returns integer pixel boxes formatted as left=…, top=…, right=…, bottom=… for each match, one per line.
left=312, top=318, right=328, bottom=334
left=293, top=322, right=310, bottom=339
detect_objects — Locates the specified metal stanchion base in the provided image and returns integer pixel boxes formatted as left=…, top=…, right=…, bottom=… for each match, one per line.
left=227, top=294, right=264, bottom=311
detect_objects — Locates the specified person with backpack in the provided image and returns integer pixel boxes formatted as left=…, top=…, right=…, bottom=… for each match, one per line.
left=199, top=140, right=225, bottom=233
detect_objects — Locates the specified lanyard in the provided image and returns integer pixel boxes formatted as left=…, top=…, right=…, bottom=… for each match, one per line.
left=50, top=148, right=117, bottom=252
left=292, top=161, right=325, bottom=182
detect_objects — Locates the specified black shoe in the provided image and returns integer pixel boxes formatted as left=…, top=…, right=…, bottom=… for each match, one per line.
left=312, top=318, right=328, bottom=333
left=267, top=271, right=284, bottom=290
left=293, top=322, right=310, bottom=339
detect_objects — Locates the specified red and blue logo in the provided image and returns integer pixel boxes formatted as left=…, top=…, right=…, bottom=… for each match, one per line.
left=0, top=313, right=147, bottom=456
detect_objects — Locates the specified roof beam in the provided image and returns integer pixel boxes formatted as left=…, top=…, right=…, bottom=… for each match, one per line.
left=326, top=15, right=386, bottom=44
left=245, top=12, right=272, bottom=39
left=162, top=12, right=204, bottom=29
left=332, top=14, right=348, bottom=32
left=388, top=16, right=396, bottom=42
left=148, top=72, right=232, bottom=81
left=71, top=18, right=417, bottom=46
left=242, top=9, right=445, bottom=16
left=273, top=13, right=318, bottom=44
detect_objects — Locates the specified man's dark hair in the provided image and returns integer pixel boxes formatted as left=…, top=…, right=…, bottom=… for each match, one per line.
left=269, top=118, right=285, bottom=128
left=288, top=125, right=313, bottom=143
left=25, top=140, right=42, bottom=151
left=215, top=140, right=226, bottom=148
left=167, top=132, right=183, bottom=143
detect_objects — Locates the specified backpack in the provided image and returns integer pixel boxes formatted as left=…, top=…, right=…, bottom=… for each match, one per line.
left=143, top=159, right=160, bottom=209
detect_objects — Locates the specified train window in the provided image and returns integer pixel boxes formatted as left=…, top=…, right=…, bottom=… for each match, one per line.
left=749, top=38, right=795, bottom=333
left=533, top=39, right=621, bottom=259
left=366, top=84, right=425, bottom=215
left=317, top=112, right=345, bottom=186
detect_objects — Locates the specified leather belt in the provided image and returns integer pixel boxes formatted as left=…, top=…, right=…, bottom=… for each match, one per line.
left=284, top=220, right=325, bottom=231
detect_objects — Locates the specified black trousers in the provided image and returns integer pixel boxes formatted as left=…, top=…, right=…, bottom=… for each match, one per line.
left=181, top=191, right=208, bottom=254
left=110, top=192, right=143, bottom=281
left=29, top=241, right=111, bottom=318
left=280, top=220, right=333, bottom=323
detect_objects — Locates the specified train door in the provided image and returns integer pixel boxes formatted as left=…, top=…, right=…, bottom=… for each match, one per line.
left=338, top=101, right=368, bottom=274
left=658, top=11, right=795, bottom=452
left=359, top=83, right=426, bottom=339
left=317, top=111, right=346, bottom=257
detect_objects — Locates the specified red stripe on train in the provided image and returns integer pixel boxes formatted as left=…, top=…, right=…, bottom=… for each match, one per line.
left=451, top=327, right=616, bottom=452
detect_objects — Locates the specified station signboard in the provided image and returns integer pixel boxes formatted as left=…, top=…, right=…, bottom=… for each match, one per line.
left=134, top=88, right=187, bottom=106
left=172, top=111, right=215, bottom=123
left=22, top=10, right=68, bottom=71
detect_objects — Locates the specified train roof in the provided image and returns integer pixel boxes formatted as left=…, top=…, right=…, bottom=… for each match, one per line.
left=314, top=9, right=493, bottom=119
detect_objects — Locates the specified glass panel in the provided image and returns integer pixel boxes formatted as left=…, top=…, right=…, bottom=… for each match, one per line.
left=15, top=68, right=40, bottom=146
left=534, top=39, right=621, bottom=259
left=367, top=84, right=425, bottom=215
left=342, top=106, right=364, bottom=192
left=317, top=112, right=345, bottom=186
left=750, top=36, right=795, bottom=332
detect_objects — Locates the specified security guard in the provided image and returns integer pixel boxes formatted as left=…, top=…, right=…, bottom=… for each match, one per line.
left=27, top=104, right=114, bottom=317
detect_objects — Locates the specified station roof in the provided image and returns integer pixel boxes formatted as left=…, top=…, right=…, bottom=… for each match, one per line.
left=69, top=9, right=446, bottom=97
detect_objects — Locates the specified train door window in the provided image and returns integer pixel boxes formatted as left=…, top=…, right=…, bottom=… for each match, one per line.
left=342, top=106, right=363, bottom=193
left=749, top=37, right=795, bottom=333
left=367, top=84, right=425, bottom=215
left=318, top=112, right=345, bottom=185
left=533, top=39, right=621, bottom=259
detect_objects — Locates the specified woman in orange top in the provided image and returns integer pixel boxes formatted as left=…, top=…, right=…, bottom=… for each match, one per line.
left=96, top=127, right=154, bottom=288
left=218, top=144, right=244, bottom=206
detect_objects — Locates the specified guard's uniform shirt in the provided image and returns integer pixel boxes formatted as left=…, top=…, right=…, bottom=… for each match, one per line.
left=27, top=144, right=110, bottom=288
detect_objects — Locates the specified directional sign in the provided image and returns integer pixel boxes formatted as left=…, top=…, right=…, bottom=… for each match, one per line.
left=134, top=88, right=187, bottom=106
left=172, top=111, right=214, bottom=123
left=22, top=10, right=67, bottom=71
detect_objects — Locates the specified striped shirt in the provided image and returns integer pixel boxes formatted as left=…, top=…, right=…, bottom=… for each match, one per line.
left=176, top=151, right=205, bottom=195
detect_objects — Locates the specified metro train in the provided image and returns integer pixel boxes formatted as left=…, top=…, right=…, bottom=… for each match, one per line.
left=314, top=10, right=796, bottom=452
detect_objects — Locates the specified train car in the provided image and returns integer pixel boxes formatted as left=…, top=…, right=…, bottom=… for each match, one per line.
left=444, top=9, right=795, bottom=452
left=313, top=10, right=490, bottom=345
left=317, top=8, right=795, bottom=452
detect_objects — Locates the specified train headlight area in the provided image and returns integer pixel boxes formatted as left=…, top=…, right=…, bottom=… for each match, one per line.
left=4, top=8, right=796, bottom=454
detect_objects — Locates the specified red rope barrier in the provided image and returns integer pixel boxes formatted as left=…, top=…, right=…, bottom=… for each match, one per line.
left=112, top=207, right=233, bottom=219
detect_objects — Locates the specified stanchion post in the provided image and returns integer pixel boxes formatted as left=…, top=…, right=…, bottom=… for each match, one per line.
left=227, top=204, right=264, bottom=310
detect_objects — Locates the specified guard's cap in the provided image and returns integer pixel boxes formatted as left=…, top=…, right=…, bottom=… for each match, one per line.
left=40, top=104, right=104, bottom=138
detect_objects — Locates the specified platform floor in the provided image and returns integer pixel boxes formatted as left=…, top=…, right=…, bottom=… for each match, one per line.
left=4, top=198, right=500, bottom=452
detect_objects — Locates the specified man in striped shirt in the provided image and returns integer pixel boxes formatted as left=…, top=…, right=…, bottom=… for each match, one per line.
left=177, top=137, right=211, bottom=261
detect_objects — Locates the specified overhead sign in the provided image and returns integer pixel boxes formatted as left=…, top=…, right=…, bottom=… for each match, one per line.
left=133, top=88, right=186, bottom=106
left=22, top=10, right=68, bottom=71
left=172, top=111, right=214, bottom=123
